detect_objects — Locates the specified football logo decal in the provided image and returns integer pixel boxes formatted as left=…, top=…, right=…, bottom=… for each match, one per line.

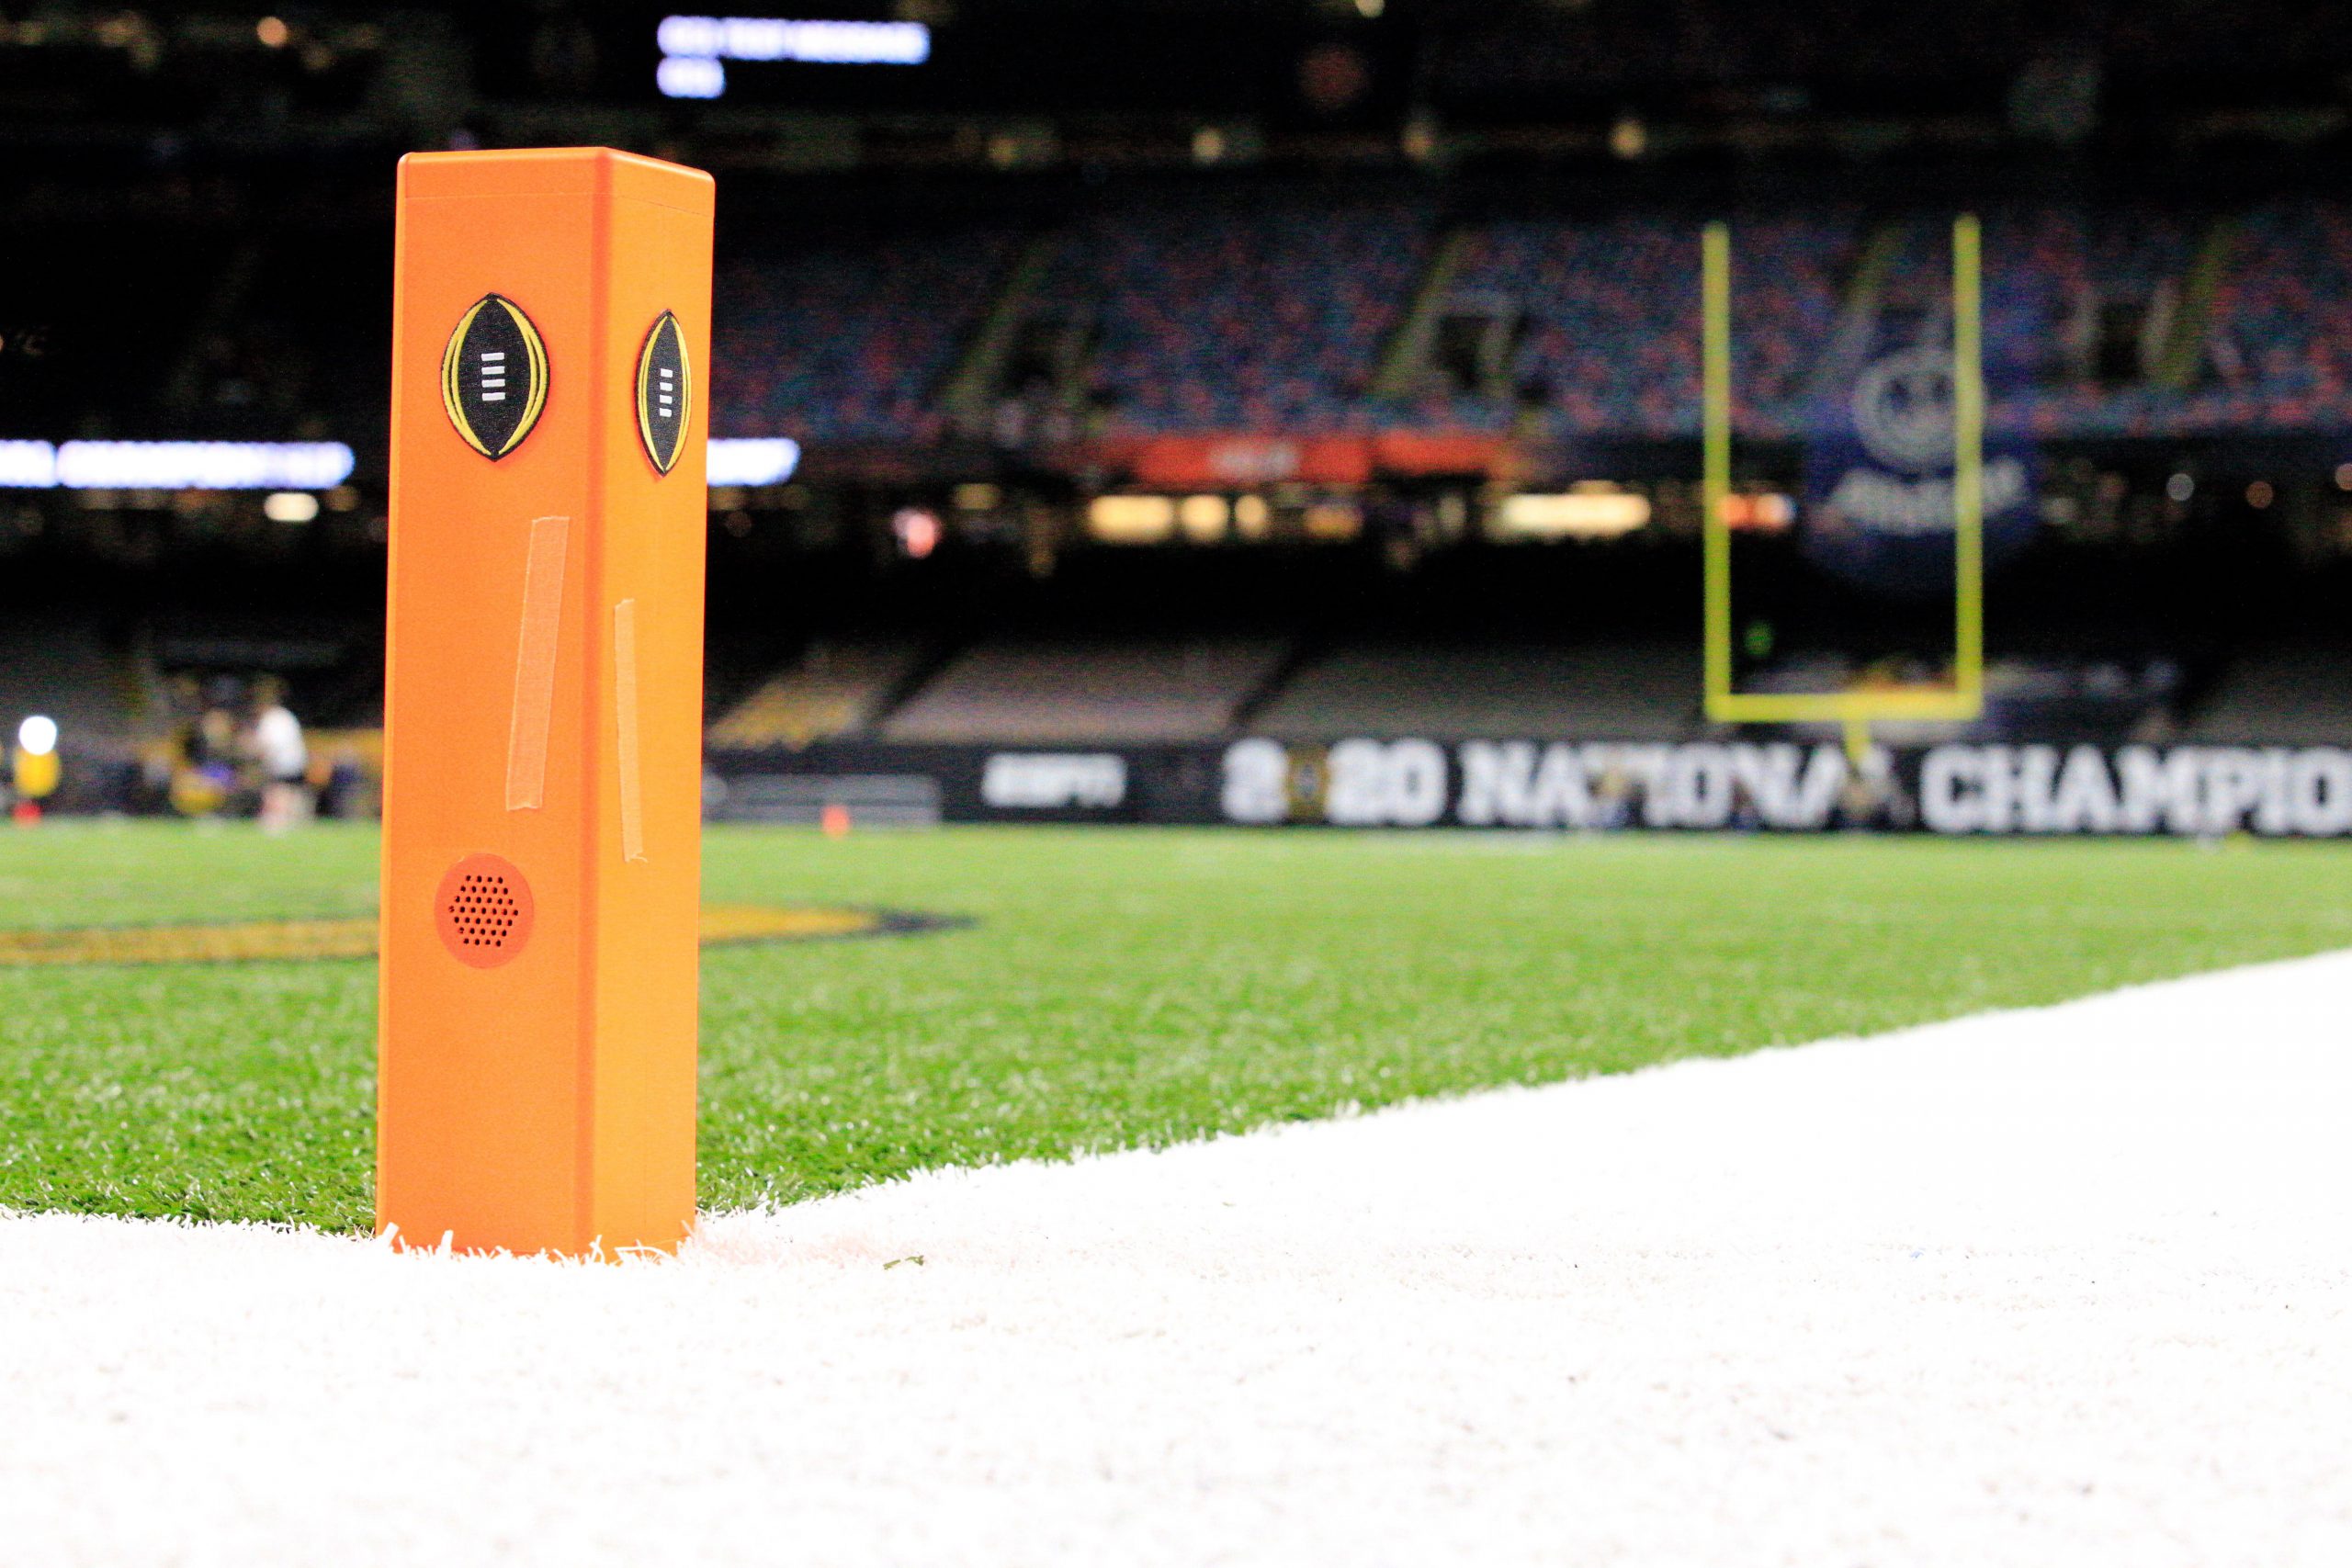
left=635, top=310, right=690, bottom=474
left=441, top=294, right=548, bottom=460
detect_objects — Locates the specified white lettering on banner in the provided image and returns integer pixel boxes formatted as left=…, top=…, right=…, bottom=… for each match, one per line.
left=1922, top=744, right=2352, bottom=838
left=1455, top=741, right=1513, bottom=826
left=1930, top=744, right=2121, bottom=833
left=2291, top=750, right=2352, bottom=835
left=2047, top=744, right=2120, bottom=833
left=1328, top=739, right=1446, bottom=827
left=1220, top=739, right=1290, bottom=824
left=1919, top=746, right=1978, bottom=832
left=2014, top=746, right=2057, bottom=831
left=2253, top=750, right=2288, bottom=835
left=1734, top=744, right=1814, bottom=827
left=1602, top=746, right=1669, bottom=828
left=1527, top=744, right=1592, bottom=825
left=1221, top=736, right=2352, bottom=837
left=2116, top=746, right=2199, bottom=833
left=1786, top=745, right=1849, bottom=827
left=1391, top=741, right=1447, bottom=825
left=980, top=752, right=1126, bottom=810
left=1458, top=741, right=1593, bottom=828
left=1984, top=747, right=2020, bottom=829
left=1824, top=457, right=2030, bottom=536
left=2260, top=753, right=2298, bottom=829
left=1668, top=746, right=1735, bottom=828
left=2206, top=750, right=2267, bottom=836
left=1324, top=739, right=1386, bottom=825
left=1455, top=740, right=1848, bottom=830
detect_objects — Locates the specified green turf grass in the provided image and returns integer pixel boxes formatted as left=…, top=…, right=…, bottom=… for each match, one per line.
left=6, top=821, right=2352, bottom=1231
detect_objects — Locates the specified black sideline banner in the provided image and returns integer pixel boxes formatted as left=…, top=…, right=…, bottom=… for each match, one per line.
left=706, top=739, right=2352, bottom=838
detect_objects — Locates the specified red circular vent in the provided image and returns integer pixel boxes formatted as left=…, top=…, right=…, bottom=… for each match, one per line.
left=434, top=853, right=536, bottom=969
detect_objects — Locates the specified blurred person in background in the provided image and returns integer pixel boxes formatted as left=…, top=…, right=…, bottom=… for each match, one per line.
left=248, top=676, right=309, bottom=832
left=196, top=678, right=242, bottom=774
left=164, top=676, right=239, bottom=818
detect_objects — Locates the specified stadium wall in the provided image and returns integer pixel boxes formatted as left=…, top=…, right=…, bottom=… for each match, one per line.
left=707, top=738, right=2352, bottom=837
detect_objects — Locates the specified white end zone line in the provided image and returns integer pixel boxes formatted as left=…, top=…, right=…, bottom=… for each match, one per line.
left=6, top=951, right=2352, bottom=1565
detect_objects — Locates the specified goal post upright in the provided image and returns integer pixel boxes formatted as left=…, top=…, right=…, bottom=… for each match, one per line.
left=378, top=148, right=714, bottom=1259
left=1701, top=213, right=1986, bottom=733
left=1951, top=212, right=1986, bottom=714
left=1702, top=221, right=1736, bottom=723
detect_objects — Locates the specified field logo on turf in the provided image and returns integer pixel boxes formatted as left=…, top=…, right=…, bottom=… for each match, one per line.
left=0, top=905, right=964, bottom=967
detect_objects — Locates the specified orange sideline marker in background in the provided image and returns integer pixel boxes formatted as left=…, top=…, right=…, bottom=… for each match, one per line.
left=379, top=148, right=713, bottom=1258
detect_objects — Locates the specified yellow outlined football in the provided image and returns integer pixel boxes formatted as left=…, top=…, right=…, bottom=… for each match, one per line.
left=440, top=293, right=549, bottom=460
left=635, top=310, right=690, bottom=474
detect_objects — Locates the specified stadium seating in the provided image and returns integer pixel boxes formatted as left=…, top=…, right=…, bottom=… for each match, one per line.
left=880, top=637, right=1289, bottom=742
left=714, top=229, right=1021, bottom=444
left=1934, top=207, right=2199, bottom=439
left=707, top=640, right=925, bottom=750
left=2195, top=203, right=2352, bottom=433
left=1746, top=653, right=2183, bottom=745
left=1447, top=213, right=1857, bottom=439
left=0, top=612, right=148, bottom=739
left=2182, top=640, right=2352, bottom=745
left=705, top=197, right=2352, bottom=446
left=1040, top=204, right=1434, bottom=433
left=1250, top=642, right=1703, bottom=740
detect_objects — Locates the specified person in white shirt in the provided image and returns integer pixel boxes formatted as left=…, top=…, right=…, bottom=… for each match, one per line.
left=250, top=676, right=310, bottom=832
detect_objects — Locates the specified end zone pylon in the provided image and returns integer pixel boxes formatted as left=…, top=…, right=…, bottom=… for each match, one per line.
left=379, top=148, right=713, bottom=1258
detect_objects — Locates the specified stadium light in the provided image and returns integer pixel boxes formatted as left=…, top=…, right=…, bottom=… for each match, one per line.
left=0, top=441, right=356, bottom=491
left=17, top=716, right=56, bottom=756
left=1087, top=494, right=1177, bottom=544
left=0, top=441, right=54, bottom=487
left=657, top=17, right=931, bottom=64
left=0, top=439, right=785, bottom=491
left=656, top=16, right=930, bottom=96
left=1494, top=491, right=1652, bottom=539
left=657, top=55, right=726, bottom=98
left=707, top=436, right=799, bottom=485
left=59, top=442, right=356, bottom=490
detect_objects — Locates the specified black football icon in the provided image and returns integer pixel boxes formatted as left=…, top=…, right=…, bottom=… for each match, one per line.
left=636, top=310, right=690, bottom=475
left=441, top=294, right=548, bottom=461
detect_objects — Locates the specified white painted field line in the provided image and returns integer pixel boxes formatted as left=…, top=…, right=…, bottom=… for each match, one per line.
left=6, top=951, right=2352, bottom=1566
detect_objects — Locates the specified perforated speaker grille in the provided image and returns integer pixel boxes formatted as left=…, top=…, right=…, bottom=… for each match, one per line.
left=434, top=852, right=536, bottom=968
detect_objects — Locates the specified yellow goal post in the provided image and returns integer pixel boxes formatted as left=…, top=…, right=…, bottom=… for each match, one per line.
left=1701, top=214, right=1985, bottom=733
